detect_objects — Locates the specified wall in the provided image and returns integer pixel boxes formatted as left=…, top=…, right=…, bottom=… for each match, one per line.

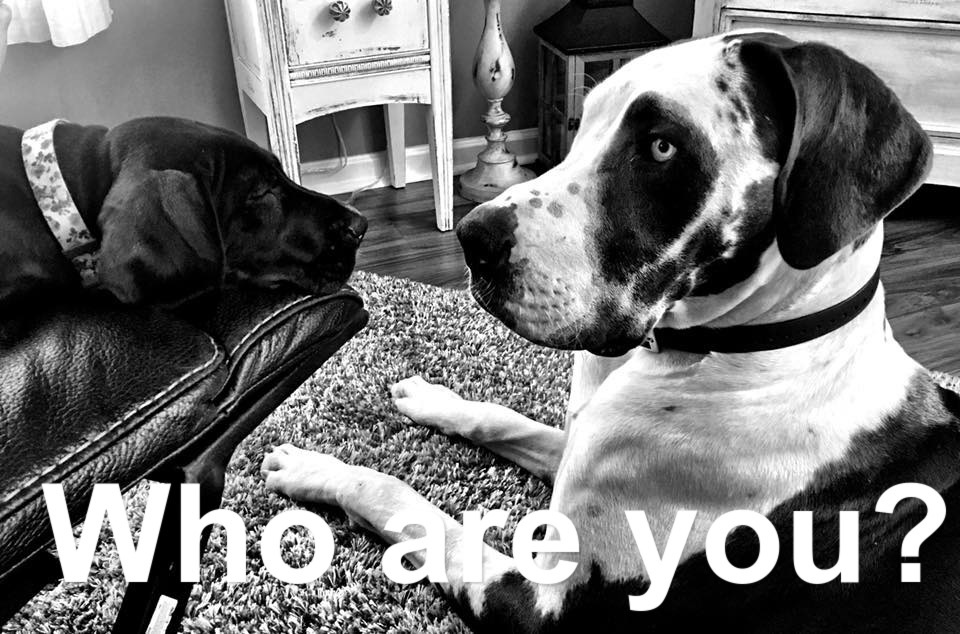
left=641, top=0, right=695, bottom=41
left=0, top=0, right=244, bottom=132
left=300, top=0, right=695, bottom=161
left=298, top=0, right=568, bottom=161
left=0, top=0, right=694, bottom=161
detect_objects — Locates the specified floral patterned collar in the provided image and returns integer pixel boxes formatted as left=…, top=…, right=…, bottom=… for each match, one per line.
left=21, top=119, right=100, bottom=288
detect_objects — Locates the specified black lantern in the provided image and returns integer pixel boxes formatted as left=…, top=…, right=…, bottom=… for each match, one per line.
left=534, top=0, right=669, bottom=166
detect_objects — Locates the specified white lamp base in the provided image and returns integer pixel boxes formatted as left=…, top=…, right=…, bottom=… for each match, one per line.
left=460, top=0, right=535, bottom=203
left=459, top=146, right=535, bottom=202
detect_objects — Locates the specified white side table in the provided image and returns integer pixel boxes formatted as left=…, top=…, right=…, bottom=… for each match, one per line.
left=224, top=0, right=455, bottom=230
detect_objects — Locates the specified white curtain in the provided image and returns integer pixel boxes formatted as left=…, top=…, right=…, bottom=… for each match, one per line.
left=7, top=0, right=112, bottom=47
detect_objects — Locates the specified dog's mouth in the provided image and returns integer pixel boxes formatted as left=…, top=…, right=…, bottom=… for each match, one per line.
left=314, top=277, right=353, bottom=295
left=469, top=271, right=659, bottom=357
left=469, top=278, right=640, bottom=355
left=227, top=264, right=355, bottom=297
left=468, top=273, right=574, bottom=347
left=587, top=340, right=639, bottom=357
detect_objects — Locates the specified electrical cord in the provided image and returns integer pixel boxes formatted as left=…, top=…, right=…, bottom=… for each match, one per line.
left=304, top=113, right=349, bottom=176
left=302, top=112, right=390, bottom=206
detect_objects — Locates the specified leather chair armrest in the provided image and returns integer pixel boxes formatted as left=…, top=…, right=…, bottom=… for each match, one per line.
left=0, top=304, right=225, bottom=577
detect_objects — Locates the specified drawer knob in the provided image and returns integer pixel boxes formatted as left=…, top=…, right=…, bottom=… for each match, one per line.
left=373, top=0, right=392, bottom=16
left=329, top=0, right=351, bottom=22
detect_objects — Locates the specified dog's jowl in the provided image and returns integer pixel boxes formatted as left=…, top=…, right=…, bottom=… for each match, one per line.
left=262, top=32, right=959, bottom=632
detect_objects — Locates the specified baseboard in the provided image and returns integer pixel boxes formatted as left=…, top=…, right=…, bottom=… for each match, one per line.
left=301, top=127, right=539, bottom=195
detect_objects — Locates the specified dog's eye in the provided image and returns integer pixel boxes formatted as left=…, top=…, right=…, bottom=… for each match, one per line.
left=248, top=181, right=277, bottom=202
left=247, top=188, right=270, bottom=202
left=650, top=138, right=677, bottom=162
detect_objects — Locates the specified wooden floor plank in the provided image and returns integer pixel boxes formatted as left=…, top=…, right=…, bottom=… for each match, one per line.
left=348, top=180, right=474, bottom=289
left=890, top=302, right=960, bottom=374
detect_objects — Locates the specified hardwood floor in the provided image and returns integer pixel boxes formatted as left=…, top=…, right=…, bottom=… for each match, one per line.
left=347, top=181, right=960, bottom=375
left=349, top=180, right=476, bottom=289
left=882, top=188, right=960, bottom=375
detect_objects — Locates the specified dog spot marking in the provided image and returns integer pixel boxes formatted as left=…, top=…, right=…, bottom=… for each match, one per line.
left=530, top=189, right=541, bottom=196
left=851, top=232, right=872, bottom=252
left=547, top=201, right=564, bottom=217
left=567, top=183, right=581, bottom=196
left=721, top=39, right=741, bottom=69
left=529, top=198, right=543, bottom=208
left=715, top=77, right=729, bottom=94
left=690, top=176, right=776, bottom=297
left=730, top=95, right=749, bottom=121
left=586, top=504, right=603, bottom=519
left=662, top=405, right=679, bottom=412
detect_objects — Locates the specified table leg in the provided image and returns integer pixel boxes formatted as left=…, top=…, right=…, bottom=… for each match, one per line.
left=384, top=104, right=407, bottom=189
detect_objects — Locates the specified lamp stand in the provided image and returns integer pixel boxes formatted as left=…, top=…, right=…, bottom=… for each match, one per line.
left=459, top=0, right=535, bottom=203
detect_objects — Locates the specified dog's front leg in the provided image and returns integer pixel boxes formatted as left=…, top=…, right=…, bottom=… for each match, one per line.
left=391, top=376, right=565, bottom=483
left=261, top=444, right=567, bottom=632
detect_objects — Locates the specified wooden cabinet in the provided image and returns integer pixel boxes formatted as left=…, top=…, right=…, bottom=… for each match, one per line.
left=693, top=0, right=960, bottom=187
left=283, top=0, right=430, bottom=65
left=224, top=0, right=455, bottom=230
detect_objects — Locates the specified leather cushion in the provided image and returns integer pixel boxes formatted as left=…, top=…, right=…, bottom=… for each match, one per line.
left=0, top=304, right=225, bottom=575
left=197, top=288, right=364, bottom=409
left=0, top=288, right=365, bottom=579
left=150, top=287, right=366, bottom=470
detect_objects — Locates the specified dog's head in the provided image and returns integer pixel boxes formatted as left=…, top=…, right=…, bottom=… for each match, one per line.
left=96, top=117, right=366, bottom=304
left=213, top=131, right=367, bottom=295
left=457, top=32, right=931, bottom=356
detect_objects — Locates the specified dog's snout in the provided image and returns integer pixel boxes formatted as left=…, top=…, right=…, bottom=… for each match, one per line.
left=345, top=212, right=368, bottom=244
left=457, top=203, right=517, bottom=277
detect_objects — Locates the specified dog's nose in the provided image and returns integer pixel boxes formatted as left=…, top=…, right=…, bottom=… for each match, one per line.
left=457, top=203, right=517, bottom=277
left=345, top=212, right=368, bottom=244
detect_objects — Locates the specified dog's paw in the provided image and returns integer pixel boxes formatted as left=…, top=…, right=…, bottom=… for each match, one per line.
left=390, top=376, right=475, bottom=437
left=261, top=444, right=351, bottom=507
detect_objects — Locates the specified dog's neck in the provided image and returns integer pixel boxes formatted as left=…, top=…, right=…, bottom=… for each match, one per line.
left=570, top=227, right=903, bottom=420
left=50, top=123, right=114, bottom=231
left=639, top=226, right=912, bottom=391
left=596, top=226, right=923, bottom=481
left=563, top=226, right=923, bottom=580
left=661, top=226, right=885, bottom=332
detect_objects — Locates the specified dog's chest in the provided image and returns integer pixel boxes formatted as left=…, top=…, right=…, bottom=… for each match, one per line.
left=554, top=337, right=922, bottom=579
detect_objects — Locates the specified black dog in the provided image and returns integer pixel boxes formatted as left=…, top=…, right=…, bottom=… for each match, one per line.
left=0, top=116, right=366, bottom=312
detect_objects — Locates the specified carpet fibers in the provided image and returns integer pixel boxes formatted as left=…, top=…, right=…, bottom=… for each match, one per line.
left=7, top=271, right=571, bottom=634
left=6, top=272, right=959, bottom=633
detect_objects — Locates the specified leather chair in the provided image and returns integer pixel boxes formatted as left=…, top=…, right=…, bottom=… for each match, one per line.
left=0, top=287, right=368, bottom=633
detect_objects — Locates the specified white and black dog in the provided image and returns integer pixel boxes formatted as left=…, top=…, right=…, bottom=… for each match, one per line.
left=262, top=32, right=960, bottom=631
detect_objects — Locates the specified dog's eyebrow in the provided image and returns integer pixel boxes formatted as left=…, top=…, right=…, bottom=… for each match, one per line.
left=618, top=94, right=699, bottom=142
left=581, top=70, right=638, bottom=124
left=623, top=94, right=683, bottom=124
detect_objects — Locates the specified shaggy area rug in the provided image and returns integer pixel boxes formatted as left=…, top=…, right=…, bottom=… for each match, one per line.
left=7, top=271, right=571, bottom=634
left=6, top=271, right=959, bottom=634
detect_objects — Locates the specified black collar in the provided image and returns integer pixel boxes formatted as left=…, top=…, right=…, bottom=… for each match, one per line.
left=639, top=267, right=882, bottom=354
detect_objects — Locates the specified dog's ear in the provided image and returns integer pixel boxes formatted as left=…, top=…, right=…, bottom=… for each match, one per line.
left=739, top=38, right=932, bottom=269
left=98, top=169, right=223, bottom=304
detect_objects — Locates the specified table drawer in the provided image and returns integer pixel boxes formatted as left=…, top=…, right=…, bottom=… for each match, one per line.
left=720, top=11, right=960, bottom=138
left=723, top=0, right=960, bottom=22
left=283, top=0, right=429, bottom=67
